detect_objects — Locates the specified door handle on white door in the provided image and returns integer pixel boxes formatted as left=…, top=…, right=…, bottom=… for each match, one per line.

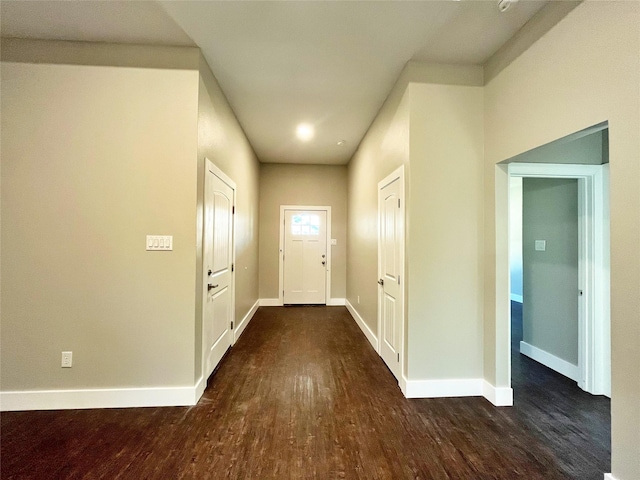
left=208, top=284, right=219, bottom=291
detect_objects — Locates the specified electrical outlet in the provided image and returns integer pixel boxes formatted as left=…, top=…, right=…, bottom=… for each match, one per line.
left=61, top=351, right=72, bottom=368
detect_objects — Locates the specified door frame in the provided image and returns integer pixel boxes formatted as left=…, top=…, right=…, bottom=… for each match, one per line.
left=202, top=159, right=237, bottom=381
left=508, top=162, right=610, bottom=396
left=377, top=165, right=405, bottom=381
left=278, top=205, right=332, bottom=306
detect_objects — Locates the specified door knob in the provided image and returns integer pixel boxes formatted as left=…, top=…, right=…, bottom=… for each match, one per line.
left=208, top=283, right=219, bottom=291
left=378, top=279, right=384, bottom=286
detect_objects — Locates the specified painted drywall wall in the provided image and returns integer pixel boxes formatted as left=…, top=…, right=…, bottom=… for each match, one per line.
left=196, top=56, right=261, bottom=380
left=259, top=163, right=347, bottom=300
left=1, top=46, right=200, bottom=391
left=483, top=2, right=640, bottom=478
left=522, top=178, right=578, bottom=365
left=406, top=82, right=484, bottom=380
left=509, top=177, right=523, bottom=301
left=509, top=129, right=608, bottom=165
left=509, top=131, right=607, bottom=305
left=347, top=62, right=483, bottom=378
left=347, top=70, right=411, bottom=338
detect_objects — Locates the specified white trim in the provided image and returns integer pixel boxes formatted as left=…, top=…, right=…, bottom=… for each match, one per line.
left=399, top=377, right=513, bottom=406
left=345, top=299, right=378, bottom=351
left=278, top=205, right=332, bottom=305
left=0, top=384, right=201, bottom=412
left=510, top=293, right=523, bottom=303
left=402, top=378, right=483, bottom=399
left=377, top=165, right=405, bottom=382
left=234, top=299, right=259, bottom=343
left=327, top=298, right=346, bottom=306
left=603, top=474, right=618, bottom=480
left=399, top=375, right=408, bottom=395
left=482, top=381, right=514, bottom=406
left=194, top=375, right=206, bottom=403
left=259, top=298, right=282, bottom=307
left=507, top=162, right=610, bottom=396
left=520, top=341, right=579, bottom=382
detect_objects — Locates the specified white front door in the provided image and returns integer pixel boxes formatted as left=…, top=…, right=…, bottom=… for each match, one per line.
left=378, top=170, right=404, bottom=381
left=283, top=209, right=327, bottom=304
left=203, top=161, right=235, bottom=379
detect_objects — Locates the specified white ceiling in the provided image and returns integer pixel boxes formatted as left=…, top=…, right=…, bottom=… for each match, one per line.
left=1, top=0, right=549, bottom=165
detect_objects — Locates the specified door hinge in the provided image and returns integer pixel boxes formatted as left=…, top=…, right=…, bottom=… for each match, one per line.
left=232, top=206, right=235, bottom=214
left=397, top=353, right=400, bottom=362
left=398, top=199, right=400, bottom=208
left=398, top=275, right=400, bottom=285
left=231, top=321, right=234, bottom=329
left=231, top=263, right=234, bottom=272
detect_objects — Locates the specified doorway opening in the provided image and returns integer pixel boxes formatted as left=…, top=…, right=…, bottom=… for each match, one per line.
left=508, top=162, right=610, bottom=396
left=500, top=123, right=612, bottom=478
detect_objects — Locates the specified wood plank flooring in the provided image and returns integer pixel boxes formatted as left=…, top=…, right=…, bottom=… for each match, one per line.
left=509, top=301, right=611, bottom=480
left=1, top=305, right=610, bottom=479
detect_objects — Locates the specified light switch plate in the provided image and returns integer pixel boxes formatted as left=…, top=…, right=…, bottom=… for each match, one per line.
left=147, top=235, right=173, bottom=251
left=535, top=240, right=546, bottom=251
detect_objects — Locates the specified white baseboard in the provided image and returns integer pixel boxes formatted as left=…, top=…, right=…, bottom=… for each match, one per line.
left=482, top=381, right=514, bottom=406
left=604, top=474, right=618, bottom=480
left=520, top=341, right=579, bottom=381
left=510, top=293, right=523, bottom=303
left=234, top=299, right=259, bottom=343
left=399, top=378, right=513, bottom=406
left=194, top=375, right=206, bottom=404
left=259, top=298, right=281, bottom=306
left=345, top=299, right=378, bottom=351
left=327, top=298, right=346, bottom=306
left=0, top=383, right=201, bottom=412
left=259, top=298, right=345, bottom=307
left=402, top=378, right=484, bottom=399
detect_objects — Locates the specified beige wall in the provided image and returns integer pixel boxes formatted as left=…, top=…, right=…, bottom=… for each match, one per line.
left=0, top=41, right=260, bottom=400
left=347, top=63, right=483, bottom=379
left=259, top=163, right=347, bottom=300
left=483, top=2, right=640, bottom=478
left=407, top=82, right=484, bottom=380
left=1, top=47, right=200, bottom=390
left=347, top=72, right=411, bottom=337
left=196, top=56, right=261, bottom=379
left=509, top=129, right=608, bottom=165
left=522, top=178, right=579, bottom=365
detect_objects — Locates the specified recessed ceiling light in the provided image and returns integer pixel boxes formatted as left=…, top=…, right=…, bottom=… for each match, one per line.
left=337, top=140, right=346, bottom=147
left=296, top=123, right=314, bottom=141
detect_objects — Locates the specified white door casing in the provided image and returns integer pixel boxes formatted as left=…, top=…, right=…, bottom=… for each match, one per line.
left=202, top=160, right=235, bottom=380
left=378, top=166, right=405, bottom=382
left=282, top=208, right=328, bottom=304
left=508, top=162, right=610, bottom=396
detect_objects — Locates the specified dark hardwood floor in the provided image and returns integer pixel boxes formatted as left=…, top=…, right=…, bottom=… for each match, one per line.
left=509, top=301, right=611, bottom=480
left=1, top=305, right=610, bottom=479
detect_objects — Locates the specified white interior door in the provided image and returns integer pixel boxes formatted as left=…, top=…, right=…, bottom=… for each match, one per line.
left=378, top=171, right=404, bottom=381
left=283, top=209, right=327, bottom=304
left=203, top=162, right=234, bottom=379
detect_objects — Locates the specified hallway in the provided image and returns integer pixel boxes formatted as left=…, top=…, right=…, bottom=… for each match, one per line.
left=2, top=306, right=604, bottom=479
